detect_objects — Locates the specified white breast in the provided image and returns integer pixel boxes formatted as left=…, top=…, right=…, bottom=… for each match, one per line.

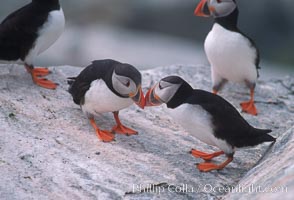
left=25, top=8, right=65, bottom=65
left=204, top=23, right=257, bottom=83
left=81, top=79, right=133, bottom=116
left=165, top=104, right=234, bottom=154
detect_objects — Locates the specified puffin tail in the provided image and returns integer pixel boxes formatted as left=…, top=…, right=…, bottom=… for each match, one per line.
left=252, top=128, right=276, bottom=144
left=235, top=128, right=275, bottom=148
left=67, top=77, right=76, bottom=93
left=67, top=77, right=76, bottom=86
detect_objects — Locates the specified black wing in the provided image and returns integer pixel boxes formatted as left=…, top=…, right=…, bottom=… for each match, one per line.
left=186, top=90, right=260, bottom=147
left=0, top=3, right=49, bottom=61
left=68, top=59, right=120, bottom=105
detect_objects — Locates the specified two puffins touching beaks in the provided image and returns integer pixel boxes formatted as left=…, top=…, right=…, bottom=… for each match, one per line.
left=1, top=0, right=275, bottom=173
left=67, top=0, right=275, bottom=172
left=68, top=59, right=275, bottom=172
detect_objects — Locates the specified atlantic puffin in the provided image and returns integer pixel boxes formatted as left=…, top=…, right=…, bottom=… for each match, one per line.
left=68, top=59, right=145, bottom=142
left=194, top=0, right=260, bottom=115
left=145, top=76, right=275, bottom=172
left=0, top=0, right=65, bottom=89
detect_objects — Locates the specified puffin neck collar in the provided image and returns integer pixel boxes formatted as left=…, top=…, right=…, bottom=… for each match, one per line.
left=214, top=8, right=239, bottom=32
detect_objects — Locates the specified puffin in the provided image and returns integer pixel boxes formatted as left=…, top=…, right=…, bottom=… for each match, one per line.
left=145, top=76, right=275, bottom=172
left=68, top=59, right=145, bottom=142
left=0, top=0, right=65, bottom=89
left=194, top=0, right=260, bottom=115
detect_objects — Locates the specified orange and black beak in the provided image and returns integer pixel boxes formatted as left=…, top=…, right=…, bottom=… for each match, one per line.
left=194, top=0, right=211, bottom=17
left=131, top=85, right=145, bottom=109
left=145, top=85, right=163, bottom=107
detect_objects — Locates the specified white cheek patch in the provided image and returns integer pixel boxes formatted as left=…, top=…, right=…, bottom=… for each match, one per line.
left=155, top=81, right=182, bottom=103
left=112, top=73, right=128, bottom=96
left=112, top=72, right=136, bottom=96
left=210, top=1, right=237, bottom=18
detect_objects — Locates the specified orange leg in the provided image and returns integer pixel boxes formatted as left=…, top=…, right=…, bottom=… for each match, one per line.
left=212, top=89, right=218, bottom=95
left=197, top=156, right=233, bottom=172
left=190, top=149, right=224, bottom=161
left=25, top=64, right=58, bottom=90
left=89, top=117, right=115, bottom=142
left=112, top=111, right=137, bottom=135
left=240, top=88, right=258, bottom=116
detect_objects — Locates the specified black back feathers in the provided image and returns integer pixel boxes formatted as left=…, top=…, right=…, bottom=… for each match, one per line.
left=0, top=0, right=60, bottom=61
left=164, top=76, right=275, bottom=148
left=68, top=59, right=141, bottom=105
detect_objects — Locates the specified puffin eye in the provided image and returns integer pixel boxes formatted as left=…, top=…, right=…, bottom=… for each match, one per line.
left=125, top=80, right=130, bottom=87
left=159, top=83, right=162, bottom=89
left=158, top=81, right=171, bottom=90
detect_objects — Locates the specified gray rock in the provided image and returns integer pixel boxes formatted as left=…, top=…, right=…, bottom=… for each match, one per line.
left=224, top=126, right=294, bottom=200
left=0, top=64, right=293, bottom=200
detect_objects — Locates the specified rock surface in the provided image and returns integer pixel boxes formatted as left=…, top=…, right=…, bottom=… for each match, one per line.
left=0, top=64, right=293, bottom=200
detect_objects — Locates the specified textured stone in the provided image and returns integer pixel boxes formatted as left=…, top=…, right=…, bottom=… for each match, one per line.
left=0, top=64, right=293, bottom=199
left=224, top=126, right=294, bottom=200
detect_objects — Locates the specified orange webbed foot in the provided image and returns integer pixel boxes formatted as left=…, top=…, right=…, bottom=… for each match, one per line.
left=112, top=124, right=138, bottom=136
left=240, top=100, right=258, bottom=116
left=96, top=129, right=115, bottom=142
left=190, top=149, right=224, bottom=161
left=112, top=111, right=138, bottom=136
left=89, top=117, right=115, bottom=142
left=196, top=157, right=233, bottom=172
left=241, top=88, right=258, bottom=115
left=31, top=68, right=50, bottom=77
left=32, top=77, right=58, bottom=90
left=197, top=162, right=222, bottom=172
left=26, top=66, right=57, bottom=89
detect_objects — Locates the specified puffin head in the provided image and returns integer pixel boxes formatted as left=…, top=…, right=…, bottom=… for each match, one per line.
left=194, top=0, right=237, bottom=18
left=111, top=64, right=145, bottom=109
left=145, top=76, right=193, bottom=108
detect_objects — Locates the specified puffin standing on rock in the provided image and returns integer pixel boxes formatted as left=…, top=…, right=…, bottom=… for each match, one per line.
left=0, top=0, right=65, bottom=89
left=145, top=76, right=275, bottom=172
left=194, top=0, right=260, bottom=115
left=68, top=59, right=145, bottom=142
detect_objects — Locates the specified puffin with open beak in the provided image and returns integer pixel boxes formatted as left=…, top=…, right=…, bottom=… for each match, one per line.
left=194, top=0, right=260, bottom=115
left=145, top=76, right=275, bottom=172
left=68, top=59, right=145, bottom=142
